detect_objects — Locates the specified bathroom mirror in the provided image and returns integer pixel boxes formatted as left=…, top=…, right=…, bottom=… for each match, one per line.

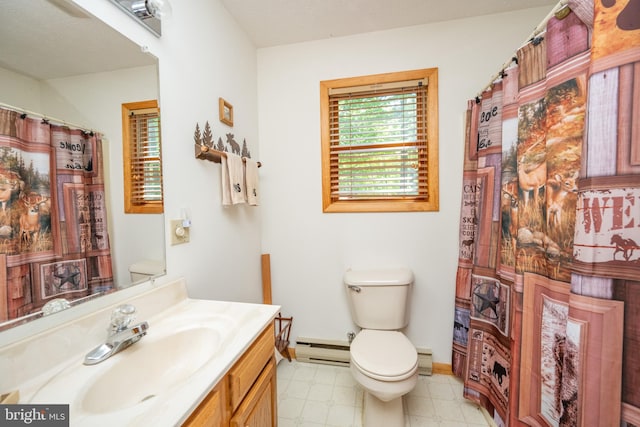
left=0, top=0, right=165, bottom=331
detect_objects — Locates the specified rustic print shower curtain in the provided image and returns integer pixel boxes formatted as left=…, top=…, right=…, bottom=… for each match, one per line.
left=452, top=0, right=640, bottom=425
left=0, top=108, right=114, bottom=325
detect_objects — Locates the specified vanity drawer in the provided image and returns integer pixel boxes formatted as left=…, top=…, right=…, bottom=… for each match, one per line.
left=228, top=323, right=274, bottom=412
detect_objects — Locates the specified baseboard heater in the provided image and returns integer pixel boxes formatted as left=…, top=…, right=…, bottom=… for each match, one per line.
left=295, top=336, right=433, bottom=375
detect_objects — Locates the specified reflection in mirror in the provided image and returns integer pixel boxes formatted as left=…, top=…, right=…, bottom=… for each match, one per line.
left=42, top=298, right=71, bottom=316
left=0, top=0, right=165, bottom=332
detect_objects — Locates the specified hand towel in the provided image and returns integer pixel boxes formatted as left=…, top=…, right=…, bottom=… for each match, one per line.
left=221, top=153, right=246, bottom=205
left=221, top=155, right=232, bottom=205
left=244, top=159, right=260, bottom=206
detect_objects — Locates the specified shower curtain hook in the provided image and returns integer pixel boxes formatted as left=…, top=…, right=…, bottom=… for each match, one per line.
left=531, top=36, right=544, bottom=46
left=554, top=3, right=571, bottom=20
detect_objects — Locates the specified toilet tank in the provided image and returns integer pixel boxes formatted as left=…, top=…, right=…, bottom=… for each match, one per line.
left=129, top=259, right=165, bottom=283
left=344, top=268, right=414, bottom=330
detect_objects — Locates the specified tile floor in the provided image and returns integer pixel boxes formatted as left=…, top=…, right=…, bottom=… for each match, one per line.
left=276, top=360, right=491, bottom=427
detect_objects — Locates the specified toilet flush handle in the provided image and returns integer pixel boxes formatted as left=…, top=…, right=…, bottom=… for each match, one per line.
left=348, top=285, right=361, bottom=293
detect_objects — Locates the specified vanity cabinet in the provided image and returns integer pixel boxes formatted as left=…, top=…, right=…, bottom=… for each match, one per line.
left=183, top=323, right=277, bottom=427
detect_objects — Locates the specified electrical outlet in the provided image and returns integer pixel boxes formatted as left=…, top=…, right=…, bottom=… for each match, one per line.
left=170, top=219, right=190, bottom=245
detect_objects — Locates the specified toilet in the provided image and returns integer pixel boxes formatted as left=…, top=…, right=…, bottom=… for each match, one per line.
left=344, top=267, right=418, bottom=427
left=129, top=259, right=165, bottom=283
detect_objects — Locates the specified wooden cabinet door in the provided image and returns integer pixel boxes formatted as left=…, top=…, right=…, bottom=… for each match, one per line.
left=228, top=324, right=275, bottom=412
left=230, top=359, right=276, bottom=427
left=182, top=378, right=227, bottom=427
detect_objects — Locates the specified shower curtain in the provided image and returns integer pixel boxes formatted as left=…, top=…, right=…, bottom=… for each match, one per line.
left=452, top=0, right=640, bottom=425
left=0, top=107, right=114, bottom=325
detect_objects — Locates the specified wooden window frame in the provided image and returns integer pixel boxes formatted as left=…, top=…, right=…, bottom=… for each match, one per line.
left=320, top=68, right=439, bottom=213
left=122, top=100, right=164, bottom=214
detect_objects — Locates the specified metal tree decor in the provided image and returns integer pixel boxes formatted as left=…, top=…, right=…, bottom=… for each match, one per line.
left=202, top=121, right=213, bottom=150
left=241, top=139, right=251, bottom=158
left=215, top=137, right=226, bottom=152
left=193, top=121, right=259, bottom=166
left=193, top=122, right=201, bottom=145
left=193, top=121, right=215, bottom=152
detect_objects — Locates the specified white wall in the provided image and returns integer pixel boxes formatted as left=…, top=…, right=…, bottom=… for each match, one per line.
left=257, top=7, right=551, bottom=364
left=73, top=0, right=265, bottom=304
left=157, top=0, right=262, bottom=303
left=0, top=68, right=42, bottom=111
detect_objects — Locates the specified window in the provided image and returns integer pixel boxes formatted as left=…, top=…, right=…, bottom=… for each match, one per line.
left=122, top=100, right=164, bottom=214
left=320, top=68, right=439, bottom=213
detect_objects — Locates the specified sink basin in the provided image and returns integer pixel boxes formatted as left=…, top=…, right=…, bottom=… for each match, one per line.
left=81, top=327, right=221, bottom=414
left=28, top=307, right=240, bottom=420
left=20, top=295, right=279, bottom=427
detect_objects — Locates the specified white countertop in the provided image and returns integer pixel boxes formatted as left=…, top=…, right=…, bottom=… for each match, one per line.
left=0, top=278, right=280, bottom=426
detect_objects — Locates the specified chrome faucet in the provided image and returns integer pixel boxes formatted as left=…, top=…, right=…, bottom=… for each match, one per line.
left=84, top=304, right=149, bottom=365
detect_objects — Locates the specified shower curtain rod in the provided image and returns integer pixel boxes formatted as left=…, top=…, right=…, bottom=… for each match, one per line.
left=0, top=101, right=98, bottom=135
left=476, top=0, right=568, bottom=97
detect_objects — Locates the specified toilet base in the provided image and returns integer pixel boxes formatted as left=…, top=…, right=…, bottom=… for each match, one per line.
left=363, top=391, right=404, bottom=427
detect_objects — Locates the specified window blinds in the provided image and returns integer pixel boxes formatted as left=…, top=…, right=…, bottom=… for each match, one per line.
left=328, top=81, right=429, bottom=201
left=129, top=109, right=163, bottom=205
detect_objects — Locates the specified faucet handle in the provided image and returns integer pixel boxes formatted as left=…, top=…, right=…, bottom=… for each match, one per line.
left=110, top=304, right=136, bottom=332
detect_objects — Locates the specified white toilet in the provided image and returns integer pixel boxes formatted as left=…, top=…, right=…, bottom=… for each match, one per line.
left=344, top=268, right=418, bottom=427
left=129, top=259, right=165, bottom=283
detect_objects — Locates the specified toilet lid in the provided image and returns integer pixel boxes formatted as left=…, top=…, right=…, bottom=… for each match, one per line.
left=350, top=330, right=418, bottom=380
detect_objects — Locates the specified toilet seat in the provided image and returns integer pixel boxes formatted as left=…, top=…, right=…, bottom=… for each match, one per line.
left=350, top=329, right=418, bottom=381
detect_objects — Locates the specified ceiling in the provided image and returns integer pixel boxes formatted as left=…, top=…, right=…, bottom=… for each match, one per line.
left=0, top=0, right=557, bottom=81
left=0, top=0, right=157, bottom=81
left=220, top=0, right=558, bottom=48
